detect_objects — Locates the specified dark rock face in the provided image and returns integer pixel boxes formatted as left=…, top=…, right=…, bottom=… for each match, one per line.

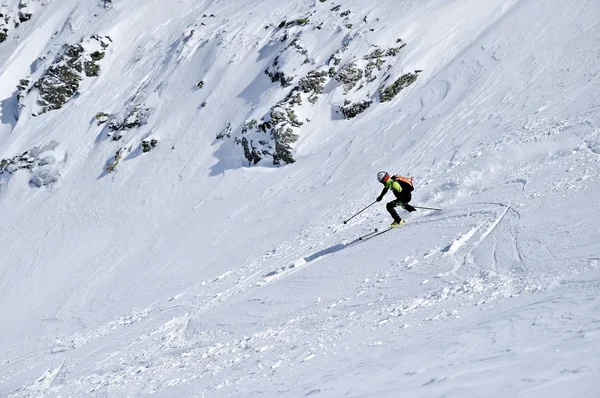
left=142, top=139, right=158, bottom=153
left=24, top=35, right=112, bottom=115
left=217, top=14, right=420, bottom=168
left=0, top=1, right=36, bottom=43
left=336, top=63, right=363, bottom=93
left=379, top=71, right=421, bottom=102
left=340, top=100, right=373, bottom=119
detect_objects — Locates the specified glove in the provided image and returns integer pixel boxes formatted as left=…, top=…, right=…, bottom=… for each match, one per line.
left=376, top=196, right=383, bottom=202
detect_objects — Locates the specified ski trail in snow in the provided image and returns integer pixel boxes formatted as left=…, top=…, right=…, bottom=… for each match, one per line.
left=443, top=225, right=482, bottom=255
left=18, top=360, right=65, bottom=397
left=439, top=204, right=513, bottom=278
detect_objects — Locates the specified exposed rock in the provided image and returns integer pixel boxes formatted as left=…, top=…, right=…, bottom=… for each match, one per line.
left=363, top=48, right=384, bottom=60
left=363, top=45, right=405, bottom=60
left=17, top=78, right=29, bottom=91
left=328, top=52, right=342, bottom=66
left=217, top=122, right=232, bottom=140
left=385, top=44, right=406, bottom=56
left=298, top=70, right=328, bottom=95
left=1, top=141, right=60, bottom=187
left=240, top=137, right=261, bottom=165
left=0, top=151, right=35, bottom=174
left=379, top=71, right=421, bottom=102
left=286, top=108, right=302, bottom=127
left=272, top=126, right=298, bottom=165
left=0, top=1, right=35, bottom=43
left=16, top=78, right=30, bottom=102
left=0, top=27, right=8, bottom=43
left=219, top=30, right=418, bottom=168
left=242, top=119, right=258, bottom=131
left=335, top=62, right=363, bottom=93
left=141, top=139, right=158, bottom=153
left=288, top=92, right=302, bottom=105
left=96, top=112, right=109, bottom=125
left=106, top=148, right=126, bottom=173
left=28, top=35, right=112, bottom=115
left=289, top=38, right=308, bottom=56
left=34, top=60, right=82, bottom=113
left=286, top=18, right=309, bottom=27
left=18, top=12, right=32, bottom=23
left=108, top=106, right=150, bottom=139
left=340, top=100, right=373, bottom=119
left=238, top=99, right=306, bottom=166
left=265, top=68, right=294, bottom=87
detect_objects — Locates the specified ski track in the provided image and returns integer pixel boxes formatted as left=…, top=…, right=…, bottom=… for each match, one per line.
left=13, top=205, right=550, bottom=396
left=5, top=184, right=593, bottom=396
left=1, top=0, right=600, bottom=396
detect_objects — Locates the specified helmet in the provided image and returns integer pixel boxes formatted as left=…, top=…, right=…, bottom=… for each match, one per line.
left=377, top=171, right=388, bottom=183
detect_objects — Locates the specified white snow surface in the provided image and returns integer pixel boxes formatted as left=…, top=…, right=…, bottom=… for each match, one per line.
left=1, top=0, right=599, bottom=397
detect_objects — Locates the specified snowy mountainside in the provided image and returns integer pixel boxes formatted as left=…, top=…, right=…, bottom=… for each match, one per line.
left=0, top=0, right=599, bottom=397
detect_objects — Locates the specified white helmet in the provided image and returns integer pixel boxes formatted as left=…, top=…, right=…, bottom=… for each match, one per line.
left=377, top=171, right=388, bottom=182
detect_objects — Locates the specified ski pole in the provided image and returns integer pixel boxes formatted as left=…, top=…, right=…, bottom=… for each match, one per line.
left=343, top=201, right=377, bottom=224
left=413, top=205, right=442, bottom=211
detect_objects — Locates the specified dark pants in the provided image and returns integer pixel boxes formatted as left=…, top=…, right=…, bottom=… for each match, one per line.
left=386, top=190, right=415, bottom=223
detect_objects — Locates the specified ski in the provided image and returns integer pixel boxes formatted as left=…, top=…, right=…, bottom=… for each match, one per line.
left=413, top=205, right=442, bottom=211
left=366, top=227, right=393, bottom=240
left=358, top=228, right=380, bottom=240
left=358, top=227, right=395, bottom=241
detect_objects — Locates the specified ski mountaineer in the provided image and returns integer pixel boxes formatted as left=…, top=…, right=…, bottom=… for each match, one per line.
left=376, top=171, right=417, bottom=227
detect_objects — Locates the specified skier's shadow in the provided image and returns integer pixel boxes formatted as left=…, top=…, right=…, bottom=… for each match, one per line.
left=303, top=238, right=363, bottom=262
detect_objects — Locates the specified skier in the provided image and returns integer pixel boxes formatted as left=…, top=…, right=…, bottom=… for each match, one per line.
left=376, top=171, right=416, bottom=227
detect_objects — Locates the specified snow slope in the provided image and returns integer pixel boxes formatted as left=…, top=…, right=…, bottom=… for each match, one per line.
left=0, top=0, right=599, bottom=396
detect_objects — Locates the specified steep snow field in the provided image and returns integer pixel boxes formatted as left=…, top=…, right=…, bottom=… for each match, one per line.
left=1, top=0, right=599, bottom=396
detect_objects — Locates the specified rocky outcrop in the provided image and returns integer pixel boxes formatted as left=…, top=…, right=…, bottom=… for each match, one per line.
left=240, top=137, right=262, bottom=165
left=0, top=151, right=35, bottom=175
left=379, top=70, right=422, bottom=102
left=264, top=26, right=314, bottom=89
left=265, top=56, right=294, bottom=87
left=96, top=112, right=110, bottom=126
left=340, top=100, right=373, bottom=119
left=0, top=141, right=61, bottom=188
left=335, top=62, right=363, bottom=93
left=298, top=70, right=328, bottom=96
left=216, top=122, right=232, bottom=140
left=221, top=13, right=420, bottom=168
left=18, top=35, right=112, bottom=115
left=141, top=139, right=158, bottom=153
left=0, top=1, right=37, bottom=44
left=237, top=100, right=304, bottom=166
left=238, top=63, right=334, bottom=165
left=107, top=106, right=150, bottom=140
left=106, top=147, right=126, bottom=173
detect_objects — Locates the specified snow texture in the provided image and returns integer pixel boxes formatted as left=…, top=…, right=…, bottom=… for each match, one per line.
left=0, top=0, right=599, bottom=397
